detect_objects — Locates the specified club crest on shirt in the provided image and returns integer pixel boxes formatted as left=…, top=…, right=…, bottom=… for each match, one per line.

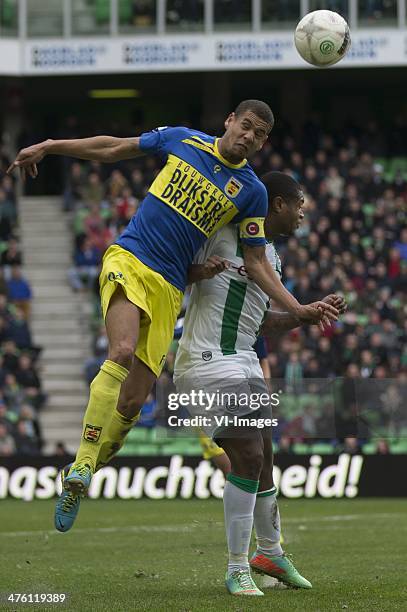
left=224, top=177, right=243, bottom=198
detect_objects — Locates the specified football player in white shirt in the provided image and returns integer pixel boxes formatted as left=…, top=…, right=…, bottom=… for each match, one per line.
left=174, top=171, right=345, bottom=596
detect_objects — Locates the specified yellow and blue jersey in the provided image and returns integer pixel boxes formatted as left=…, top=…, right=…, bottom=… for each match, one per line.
left=116, top=126, right=267, bottom=291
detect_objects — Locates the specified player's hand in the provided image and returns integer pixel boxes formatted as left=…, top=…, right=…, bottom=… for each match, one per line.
left=322, top=293, right=347, bottom=315
left=202, top=256, right=230, bottom=279
left=7, top=140, right=51, bottom=180
left=297, top=301, right=339, bottom=330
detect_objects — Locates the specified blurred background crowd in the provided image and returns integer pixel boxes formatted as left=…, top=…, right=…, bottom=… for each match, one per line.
left=66, top=117, right=406, bottom=455
left=1, top=116, right=406, bottom=456
left=0, top=148, right=45, bottom=457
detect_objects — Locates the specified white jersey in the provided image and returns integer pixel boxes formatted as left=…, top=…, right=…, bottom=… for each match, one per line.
left=175, top=224, right=282, bottom=373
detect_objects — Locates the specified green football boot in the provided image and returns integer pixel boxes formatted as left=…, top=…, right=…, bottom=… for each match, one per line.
left=250, top=551, right=312, bottom=589
left=225, top=569, right=264, bottom=596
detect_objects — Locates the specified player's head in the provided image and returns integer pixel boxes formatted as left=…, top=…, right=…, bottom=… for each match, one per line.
left=262, top=171, right=304, bottom=238
left=221, top=100, right=274, bottom=163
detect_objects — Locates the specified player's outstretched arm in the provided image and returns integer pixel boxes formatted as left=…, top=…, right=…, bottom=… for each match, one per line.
left=7, top=136, right=144, bottom=179
left=242, top=244, right=339, bottom=324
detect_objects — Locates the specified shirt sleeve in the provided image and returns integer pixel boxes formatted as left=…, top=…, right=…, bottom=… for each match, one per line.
left=139, top=126, right=189, bottom=156
left=239, top=182, right=268, bottom=247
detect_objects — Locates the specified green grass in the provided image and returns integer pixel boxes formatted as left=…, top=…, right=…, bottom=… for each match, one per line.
left=0, top=498, right=406, bottom=611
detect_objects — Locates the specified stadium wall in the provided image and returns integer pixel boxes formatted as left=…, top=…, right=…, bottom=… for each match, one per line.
left=0, top=30, right=406, bottom=76
left=1, top=455, right=407, bottom=501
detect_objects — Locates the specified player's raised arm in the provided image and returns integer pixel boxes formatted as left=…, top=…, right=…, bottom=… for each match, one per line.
left=7, top=136, right=144, bottom=179
left=243, top=244, right=339, bottom=324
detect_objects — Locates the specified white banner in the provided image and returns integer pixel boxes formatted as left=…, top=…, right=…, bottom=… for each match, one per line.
left=0, top=39, right=21, bottom=75
left=0, top=29, right=406, bottom=75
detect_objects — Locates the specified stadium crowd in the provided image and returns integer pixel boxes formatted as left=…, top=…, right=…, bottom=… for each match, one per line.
left=4, top=118, right=406, bottom=456
left=0, top=146, right=45, bottom=457
left=64, top=119, right=406, bottom=454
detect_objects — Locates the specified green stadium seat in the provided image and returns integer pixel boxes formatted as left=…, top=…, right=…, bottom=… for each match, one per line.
left=1, top=0, right=15, bottom=26
left=362, top=443, right=376, bottom=455
left=292, top=443, right=311, bottom=454
left=160, top=440, right=201, bottom=456
left=126, top=427, right=150, bottom=442
left=310, top=443, right=334, bottom=454
left=390, top=440, right=407, bottom=454
left=95, top=0, right=109, bottom=23
left=95, top=0, right=132, bottom=24
left=123, top=443, right=159, bottom=456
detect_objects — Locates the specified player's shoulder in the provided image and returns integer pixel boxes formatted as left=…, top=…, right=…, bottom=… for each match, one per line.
left=164, top=126, right=214, bottom=143
left=240, top=163, right=267, bottom=193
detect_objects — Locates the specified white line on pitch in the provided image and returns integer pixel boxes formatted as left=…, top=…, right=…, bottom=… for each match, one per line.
left=0, top=512, right=405, bottom=538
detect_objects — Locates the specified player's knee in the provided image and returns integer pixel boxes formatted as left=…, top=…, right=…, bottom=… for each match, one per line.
left=109, top=342, right=135, bottom=369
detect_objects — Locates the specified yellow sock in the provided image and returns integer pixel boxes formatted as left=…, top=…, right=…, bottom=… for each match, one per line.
left=75, top=360, right=129, bottom=472
left=95, top=409, right=140, bottom=472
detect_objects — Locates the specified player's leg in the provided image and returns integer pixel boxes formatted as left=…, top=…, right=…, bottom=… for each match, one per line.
left=250, top=431, right=312, bottom=589
left=55, top=286, right=140, bottom=532
left=198, top=431, right=231, bottom=477
left=72, top=285, right=139, bottom=475
left=94, top=252, right=182, bottom=471
left=218, top=432, right=265, bottom=596
left=212, top=451, right=231, bottom=476
left=95, top=356, right=156, bottom=470
left=253, top=432, right=282, bottom=556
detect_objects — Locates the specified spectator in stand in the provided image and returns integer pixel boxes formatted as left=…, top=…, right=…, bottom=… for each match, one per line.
left=2, top=340, right=20, bottom=374
left=376, top=439, right=390, bottom=454
left=81, top=172, right=104, bottom=205
left=115, top=186, right=139, bottom=223
left=64, top=162, right=86, bottom=211
left=132, top=0, right=155, bottom=27
left=106, top=169, right=128, bottom=200
left=68, top=236, right=102, bottom=292
left=84, top=203, right=114, bottom=254
left=0, top=187, right=16, bottom=241
left=16, top=353, right=41, bottom=390
left=7, top=306, right=34, bottom=350
left=137, top=393, right=157, bottom=428
left=14, top=419, right=39, bottom=455
left=1, top=238, right=22, bottom=268
left=277, top=435, right=293, bottom=454
left=6, top=266, right=32, bottom=320
left=130, top=168, right=148, bottom=199
left=55, top=440, right=70, bottom=456
left=0, top=144, right=43, bottom=455
left=0, top=421, right=15, bottom=455
left=394, top=227, right=407, bottom=261
left=341, top=436, right=362, bottom=455
left=84, top=325, right=108, bottom=385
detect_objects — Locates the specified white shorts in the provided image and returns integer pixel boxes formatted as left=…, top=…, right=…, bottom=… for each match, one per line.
left=173, top=351, right=274, bottom=440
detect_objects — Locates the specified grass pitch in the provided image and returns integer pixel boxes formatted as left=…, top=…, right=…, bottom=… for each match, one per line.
left=0, top=498, right=406, bottom=611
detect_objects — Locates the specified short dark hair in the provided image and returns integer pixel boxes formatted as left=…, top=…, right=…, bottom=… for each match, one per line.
left=261, top=171, right=302, bottom=205
left=234, top=99, right=274, bottom=128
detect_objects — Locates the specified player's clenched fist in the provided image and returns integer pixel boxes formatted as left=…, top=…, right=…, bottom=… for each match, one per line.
left=202, top=256, right=230, bottom=279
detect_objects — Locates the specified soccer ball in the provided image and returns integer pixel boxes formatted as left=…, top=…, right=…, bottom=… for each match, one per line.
left=294, top=10, right=351, bottom=67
